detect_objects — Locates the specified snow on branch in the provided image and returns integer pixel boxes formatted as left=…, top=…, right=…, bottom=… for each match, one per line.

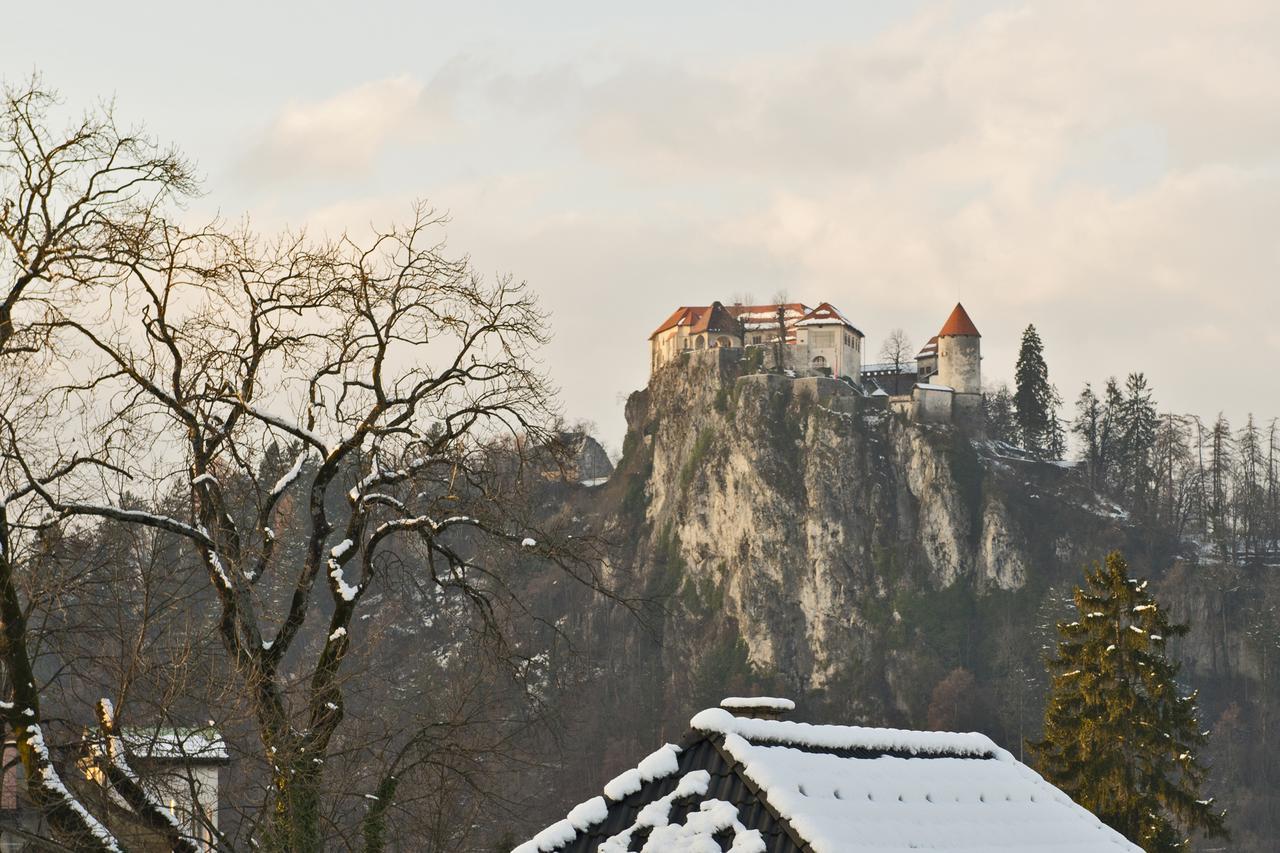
left=93, top=699, right=199, bottom=853
left=270, top=449, right=311, bottom=500
left=239, top=403, right=330, bottom=456
left=60, top=503, right=214, bottom=547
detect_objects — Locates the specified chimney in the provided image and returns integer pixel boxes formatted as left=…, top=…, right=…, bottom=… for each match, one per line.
left=719, top=697, right=794, bottom=721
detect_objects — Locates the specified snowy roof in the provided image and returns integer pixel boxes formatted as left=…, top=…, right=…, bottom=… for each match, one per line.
left=916, top=335, right=939, bottom=359
left=794, top=302, right=864, bottom=336
left=861, top=362, right=918, bottom=376
left=720, top=697, right=795, bottom=712
left=915, top=383, right=954, bottom=393
left=516, top=702, right=1141, bottom=853
left=118, top=727, right=229, bottom=764
left=727, top=303, right=812, bottom=332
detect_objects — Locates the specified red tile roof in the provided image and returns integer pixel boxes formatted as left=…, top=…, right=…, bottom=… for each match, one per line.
left=649, top=303, right=744, bottom=339
left=938, top=303, right=980, bottom=338
left=916, top=335, right=939, bottom=359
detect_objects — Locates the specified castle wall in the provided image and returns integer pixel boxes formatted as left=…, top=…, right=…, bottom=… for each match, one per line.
left=912, top=385, right=954, bottom=423
left=936, top=335, right=981, bottom=394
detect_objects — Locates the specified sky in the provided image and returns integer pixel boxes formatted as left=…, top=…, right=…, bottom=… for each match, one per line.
left=8, top=1, right=1280, bottom=452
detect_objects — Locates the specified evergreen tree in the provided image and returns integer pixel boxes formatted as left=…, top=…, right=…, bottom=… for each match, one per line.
left=1030, top=552, right=1228, bottom=851
left=1208, top=414, right=1233, bottom=559
left=1013, top=324, right=1056, bottom=455
left=1074, top=384, right=1104, bottom=490
left=981, top=384, right=1017, bottom=445
left=1046, top=385, right=1067, bottom=461
left=1117, top=373, right=1159, bottom=515
left=1099, top=377, right=1125, bottom=496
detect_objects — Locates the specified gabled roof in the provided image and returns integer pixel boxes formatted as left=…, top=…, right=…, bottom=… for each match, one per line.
left=915, top=335, right=939, bottom=359
left=794, top=302, right=864, bottom=337
left=692, top=302, right=746, bottom=337
left=518, top=700, right=1142, bottom=853
left=726, top=303, right=811, bottom=332
left=938, top=303, right=980, bottom=338
left=650, top=303, right=745, bottom=340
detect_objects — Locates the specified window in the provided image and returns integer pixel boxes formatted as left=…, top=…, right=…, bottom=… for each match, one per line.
left=812, top=355, right=827, bottom=368
left=716, top=335, right=732, bottom=347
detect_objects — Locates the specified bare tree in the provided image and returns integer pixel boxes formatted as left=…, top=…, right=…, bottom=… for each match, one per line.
left=1, top=77, right=194, bottom=355
left=1, top=80, right=607, bottom=851
left=878, top=328, right=914, bottom=375
left=0, top=77, right=197, bottom=850
left=771, top=290, right=789, bottom=372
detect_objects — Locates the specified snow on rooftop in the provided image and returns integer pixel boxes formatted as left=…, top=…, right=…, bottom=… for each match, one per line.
left=691, top=708, right=995, bottom=757
left=915, top=383, right=954, bottom=392
left=518, top=705, right=1141, bottom=853
left=116, top=727, right=229, bottom=762
left=720, top=697, right=795, bottom=711
left=693, top=708, right=1140, bottom=852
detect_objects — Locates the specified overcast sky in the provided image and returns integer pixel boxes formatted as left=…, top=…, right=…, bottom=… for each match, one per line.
left=9, top=1, right=1280, bottom=450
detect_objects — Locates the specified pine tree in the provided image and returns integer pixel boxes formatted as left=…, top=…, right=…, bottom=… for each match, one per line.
left=1074, top=384, right=1104, bottom=490
left=1030, top=552, right=1228, bottom=851
left=1099, top=378, right=1125, bottom=497
left=982, top=384, right=1017, bottom=445
left=1013, top=324, right=1056, bottom=455
left=1116, top=373, right=1159, bottom=516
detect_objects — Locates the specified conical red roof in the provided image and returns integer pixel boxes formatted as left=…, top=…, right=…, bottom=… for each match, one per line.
left=938, top=303, right=980, bottom=337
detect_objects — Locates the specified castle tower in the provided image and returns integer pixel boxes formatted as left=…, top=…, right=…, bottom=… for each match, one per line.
left=935, top=303, right=981, bottom=411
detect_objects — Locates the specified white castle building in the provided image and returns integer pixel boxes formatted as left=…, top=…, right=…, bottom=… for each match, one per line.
left=649, top=301, right=865, bottom=380
left=649, top=300, right=982, bottom=425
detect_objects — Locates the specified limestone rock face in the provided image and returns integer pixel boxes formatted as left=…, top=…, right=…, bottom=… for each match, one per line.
left=528, top=349, right=1279, bottom=851
left=612, top=349, right=1106, bottom=706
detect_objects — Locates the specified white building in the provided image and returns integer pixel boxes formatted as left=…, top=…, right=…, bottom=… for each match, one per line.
left=648, top=300, right=865, bottom=381
left=82, top=726, right=229, bottom=851
left=648, top=301, right=744, bottom=372
left=864, top=302, right=982, bottom=424
left=793, top=301, right=864, bottom=379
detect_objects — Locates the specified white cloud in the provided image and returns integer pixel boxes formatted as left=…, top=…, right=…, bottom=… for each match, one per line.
left=240, top=1, right=1280, bottom=444
left=241, top=75, right=451, bottom=182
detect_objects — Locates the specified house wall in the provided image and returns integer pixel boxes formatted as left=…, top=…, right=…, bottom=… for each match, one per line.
left=796, top=325, right=863, bottom=379
left=148, top=765, right=221, bottom=851
left=652, top=327, right=742, bottom=373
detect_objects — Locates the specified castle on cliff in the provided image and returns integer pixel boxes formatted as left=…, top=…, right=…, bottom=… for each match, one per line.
left=648, top=300, right=982, bottom=424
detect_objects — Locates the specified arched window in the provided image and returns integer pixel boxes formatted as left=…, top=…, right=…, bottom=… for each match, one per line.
left=695, top=337, right=706, bottom=350
left=812, top=355, right=827, bottom=368
left=716, top=335, right=732, bottom=348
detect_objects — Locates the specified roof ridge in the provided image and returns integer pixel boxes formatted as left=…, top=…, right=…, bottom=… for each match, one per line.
left=706, top=733, right=815, bottom=853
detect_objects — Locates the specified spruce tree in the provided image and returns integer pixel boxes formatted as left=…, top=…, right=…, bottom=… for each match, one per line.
left=1030, top=552, right=1227, bottom=851
left=982, top=384, right=1017, bottom=445
left=1074, top=384, right=1104, bottom=490
left=1014, top=324, right=1054, bottom=455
